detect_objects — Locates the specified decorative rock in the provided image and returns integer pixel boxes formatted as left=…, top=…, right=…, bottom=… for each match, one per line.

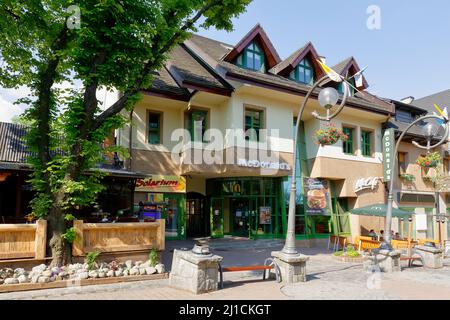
left=123, top=270, right=129, bottom=277
left=135, top=261, right=143, bottom=267
left=155, top=264, right=165, bottom=274
left=0, top=279, right=3, bottom=285
left=115, top=269, right=123, bottom=277
left=32, top=264, right=47, bottom=273
left=98, top=272, right=106, bottom=278
left=59, top=271, right=69, bottom=280
left=106, top=270, right=115, bottom=278
left=140, top=261, right=150, bottom=268
left=42, top=270, right=53, bottom=278
left=125, top=260, right=133, bottom=269
left=49, top=276, right=57, bottom=282
left=51, top=267, right=61, bottom=274
left=139, top=268, right=146, bottom=275
left=129, top=267, right=139, bottom=276
left=76, top=269, right=88, bottom=274
left=4, top=278, right=19, bottom=285
left=31, top=275, right=40, bottom=284
left=14, top=268, right=26, bottom=276
left=38, top=276, right=50, bottom=283
left=89, top=271, right=99, bottom=279
left=77, top=272, right=89, bottom=280
left=145, top=267, right=156, bottom=275
left=18, top=275, right=28, bottom=284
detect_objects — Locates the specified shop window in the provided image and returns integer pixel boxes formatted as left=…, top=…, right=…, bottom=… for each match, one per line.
left=399, top=193, right=435, bottom=203
left=185, top=109, right=208, bottom=142
left=148, top=112, right=161, bottom=145
left=342, top=127, right=354, bottom=155
left=245, top=108, right=264, bottom=142
left=426, top=208, right=435, bottom=240
left=398, top=152, right=408, bottom=175
left=290, top=58, right=314, bottom=85
left=236, top=41, right=265, bottom=72
left=361, top=130, right=373, bottom=157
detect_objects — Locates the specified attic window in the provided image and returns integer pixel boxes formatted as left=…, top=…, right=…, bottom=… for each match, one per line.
left=338, top=77, right=356, bottom=97
left=396, top=110, right=413, bottom=123
left=290, top=58, right=314, bottom=85
left=236, top=41, right=266, bottom=72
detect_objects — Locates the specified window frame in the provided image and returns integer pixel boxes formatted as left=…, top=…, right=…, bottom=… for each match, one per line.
left=342, top=126, right=355, bottom=155
left=398, top=152, right=408, bottom=175
left=244, top=105, right=266, bottom=142
left=290, top=58, right=314, bottom=85
left=236, top=41, right=266, bottom=72
left=146, top=110, right=163, bottom=145
left=184, top=107, right=209, bottom=143
left=361, top=129, right=374, bottom=157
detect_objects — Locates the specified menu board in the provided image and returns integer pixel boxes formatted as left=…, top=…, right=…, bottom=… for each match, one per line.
left=303, top=178, right=331, bottom=216
left=259, top=207, right=272, bottom=225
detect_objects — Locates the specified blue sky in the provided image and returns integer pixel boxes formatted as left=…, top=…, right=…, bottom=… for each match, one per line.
left=1, top=0, right=449, bottom=122
left=197, top=0, right=450, bottom=101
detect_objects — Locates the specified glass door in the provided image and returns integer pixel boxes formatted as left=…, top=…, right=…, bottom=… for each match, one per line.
left=230, top=198, right=250, bottom=237
left=210, top=198, right=224, bottom=238
left=164, top=194, right=185, bottom=240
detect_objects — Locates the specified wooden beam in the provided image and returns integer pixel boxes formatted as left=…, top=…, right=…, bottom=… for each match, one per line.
left=34, top=219, right=47, bottom=259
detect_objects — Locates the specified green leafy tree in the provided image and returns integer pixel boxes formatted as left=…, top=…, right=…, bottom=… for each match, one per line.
left=0, top=0, right=251, bottom=266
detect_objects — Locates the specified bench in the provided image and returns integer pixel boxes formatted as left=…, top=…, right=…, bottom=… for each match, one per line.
left=218, top=258, right=281, bottom=289
left=400, top=256, right=423, bottom=267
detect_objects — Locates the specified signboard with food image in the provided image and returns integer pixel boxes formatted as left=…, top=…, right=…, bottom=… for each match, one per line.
left=303, top=178, right=331, bottom=216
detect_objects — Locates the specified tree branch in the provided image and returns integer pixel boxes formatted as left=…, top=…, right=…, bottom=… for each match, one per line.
left=92, top=0, right=222, bottom=131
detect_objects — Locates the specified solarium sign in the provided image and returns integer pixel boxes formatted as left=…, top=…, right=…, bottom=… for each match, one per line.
left=382, top=129, right=395, bottom=182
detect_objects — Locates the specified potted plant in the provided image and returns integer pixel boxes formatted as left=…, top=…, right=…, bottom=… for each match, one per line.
left=400, top=173, right=415, bottom=182
left=416, top=152, right=441, bottom=168
left=315, top=126, right=348, bottom=146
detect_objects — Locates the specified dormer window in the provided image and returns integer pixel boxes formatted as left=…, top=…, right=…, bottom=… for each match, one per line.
left=236, top=41, right=265, bottom=72
left=290, top=58, right=314, bottom=85
left=338, top=77, right=355, bottom=96
left=396, top=109, right=413, bottom=123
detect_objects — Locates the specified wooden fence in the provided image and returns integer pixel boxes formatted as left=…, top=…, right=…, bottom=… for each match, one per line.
left=0, top=220, right=47, bottom=260
left=72, top=220, right=165, bottom=257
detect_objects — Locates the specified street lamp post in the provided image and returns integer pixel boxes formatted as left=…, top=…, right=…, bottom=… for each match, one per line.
left=281, top=75, right=350, bottom=255
left=382, top=116, right=450, bottom=250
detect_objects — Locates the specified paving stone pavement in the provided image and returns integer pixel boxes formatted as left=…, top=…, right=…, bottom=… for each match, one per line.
left=2, top=241, right=450, bottom=300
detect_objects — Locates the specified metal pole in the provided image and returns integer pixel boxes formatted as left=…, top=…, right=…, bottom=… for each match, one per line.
left=282, top=76, right=349, bottom=255
left=383, top=115, right=450, bottom=250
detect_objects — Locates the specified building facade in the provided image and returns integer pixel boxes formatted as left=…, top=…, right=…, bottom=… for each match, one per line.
left=118, top=24, right=397, bottom=242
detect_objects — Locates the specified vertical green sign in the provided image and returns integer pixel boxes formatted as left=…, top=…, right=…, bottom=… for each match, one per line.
left=383, top=129, right=395, bottom=182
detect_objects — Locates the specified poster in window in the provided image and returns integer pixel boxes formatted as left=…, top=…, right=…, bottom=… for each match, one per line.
left=303, top=178, right=331, bottom=216
left=259, top=207, right=272, bottom=225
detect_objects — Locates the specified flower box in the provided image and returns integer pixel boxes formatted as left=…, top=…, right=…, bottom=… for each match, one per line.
left=416, top=152, right=441, bottom=168
left=400, top=173, right=415, bottom=182
left=315, top=127, right=348, bottom=146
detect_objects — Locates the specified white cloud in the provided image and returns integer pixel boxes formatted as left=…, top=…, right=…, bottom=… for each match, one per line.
left=0, top=87, right=29, bottom=123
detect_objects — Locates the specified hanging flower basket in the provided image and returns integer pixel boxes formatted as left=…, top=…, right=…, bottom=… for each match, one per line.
left=315, top=127, right=348, bottom=146
left=416, top=152, right=441, bottom=168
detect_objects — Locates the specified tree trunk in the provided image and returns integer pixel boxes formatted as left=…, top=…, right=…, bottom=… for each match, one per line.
left=48, top=190, right=71, bottom=267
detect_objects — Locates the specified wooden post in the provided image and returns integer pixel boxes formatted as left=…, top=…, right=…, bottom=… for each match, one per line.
left=34, top=219, right=47, bottom=259
left=407, top=218, right=413, bottom=258
left=156, top=219, right=165, bottom=251
left=441, top=219, right=446, bottom=258
left=72, top=220, right=84, bottom=257
left=15, top=174, right=21, bottom=217
left=400, top=219, right=404, bottom=239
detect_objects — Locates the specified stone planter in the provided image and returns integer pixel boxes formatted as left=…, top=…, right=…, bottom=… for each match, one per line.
left=414, top=245, right=443, bottom=269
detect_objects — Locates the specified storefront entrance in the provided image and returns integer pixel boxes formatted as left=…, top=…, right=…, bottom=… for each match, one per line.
left=207, top=178, right=284, bottom=239
left=229, top=198, right=257, bottom=237
left=186, top=192, right=209, bottom=238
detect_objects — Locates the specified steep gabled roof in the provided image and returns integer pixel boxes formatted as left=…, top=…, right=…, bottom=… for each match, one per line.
left=269, top=42, right=325, bottom=79
left=0, top=122, right=29, bottom=164
left=413, top=89, right=450, bottom=114
left=223, top=24, right=281, bottom=69
left=330, top=56, right=369, bottom=90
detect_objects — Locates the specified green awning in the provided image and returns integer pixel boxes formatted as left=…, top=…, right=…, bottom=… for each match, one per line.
left=350, top=204, right=412, bottom=218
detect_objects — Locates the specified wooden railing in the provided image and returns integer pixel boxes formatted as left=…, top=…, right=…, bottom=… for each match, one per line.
left=0, top=220, right=47, bottom=260
left=72, top=219, right=165, bottom=257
